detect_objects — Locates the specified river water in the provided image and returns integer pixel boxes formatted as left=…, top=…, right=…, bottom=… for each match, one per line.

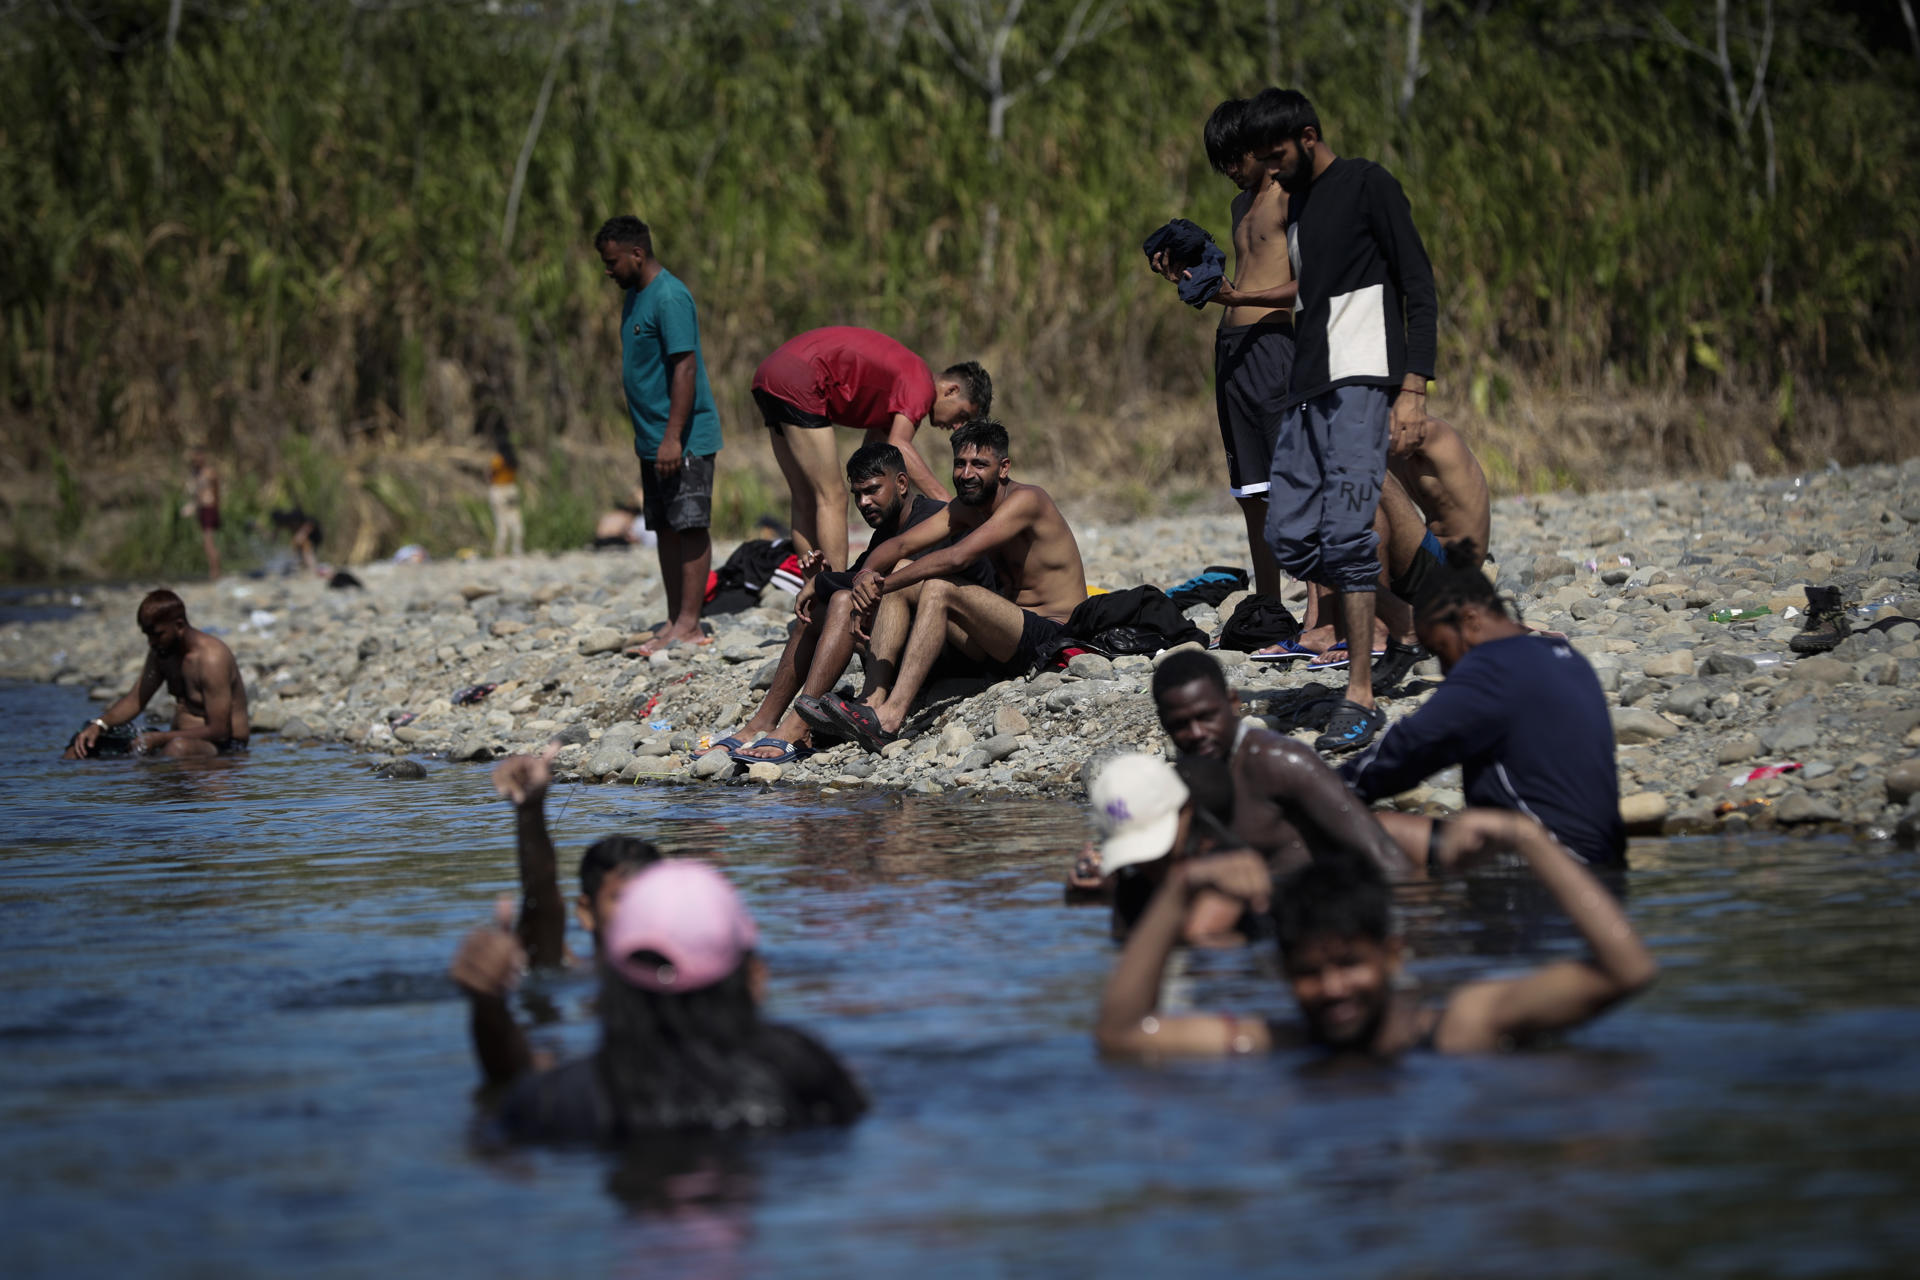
left=4, top=678, right=1919, bottom=1277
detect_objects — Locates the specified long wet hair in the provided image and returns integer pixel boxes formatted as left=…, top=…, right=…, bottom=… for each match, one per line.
left=1413, top=539, right=1519, bottom=629
left=593, top=959, right=867, bottom=1135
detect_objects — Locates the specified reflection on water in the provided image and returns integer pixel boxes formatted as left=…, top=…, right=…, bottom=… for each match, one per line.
left=3, top=680, right=1920, bottom=1277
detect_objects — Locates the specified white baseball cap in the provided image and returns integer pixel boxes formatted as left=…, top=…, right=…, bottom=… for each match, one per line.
left=1089, top=753, right=1190, bottom=876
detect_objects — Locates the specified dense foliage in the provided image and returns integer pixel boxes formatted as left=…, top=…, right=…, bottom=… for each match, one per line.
left=3, top=0, right=1916, bottom=571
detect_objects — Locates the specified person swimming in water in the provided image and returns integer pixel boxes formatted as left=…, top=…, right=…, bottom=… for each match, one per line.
left=63, top=589, right=250, bottom=759
left=1069, top=753, right=1263, bottom=944
left=449, top=858, right=867, bottom=1144
left=1094, top=808, right=1655, bottom=1058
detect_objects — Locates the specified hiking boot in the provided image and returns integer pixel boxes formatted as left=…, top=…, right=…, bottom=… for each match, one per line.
left=1313, top=700, right=1386, bottom=755
left=1789, top=586, right=1851, bottom=655
left=1369, top=640, right=1429, bottom=693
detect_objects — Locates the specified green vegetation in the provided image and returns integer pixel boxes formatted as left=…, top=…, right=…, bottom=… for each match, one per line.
left=2, top=0, right=1917, bottom=579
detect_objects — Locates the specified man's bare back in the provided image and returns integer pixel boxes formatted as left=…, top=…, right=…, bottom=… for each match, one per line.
left=1223, top=174, right=1292, bottom=328
left=1389, top=417, right=1490, bottom=553
left=1230, top=724, right=1406, bottom=876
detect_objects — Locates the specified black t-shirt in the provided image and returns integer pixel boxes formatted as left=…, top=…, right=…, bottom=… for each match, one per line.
left=816, top=494, right=994, bottom=594
left=494, top=1025, right=867, bottom=1145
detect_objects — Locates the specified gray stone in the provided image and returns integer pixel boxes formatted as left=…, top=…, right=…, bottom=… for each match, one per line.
left=623, top=756, right=678, bottom=778
left=1787, top=656, right=1854, bottom=685
left=1715, top=734, right=1761, bottom=765
left=979, top=733, right=1020, bottom=763
left=1884, top=760, right=1920, bottom=804
left=1773, top=792, right=1841, bottom=824
left=937, top=722, right=975, bottom=755
left=1703, top=651, right=1758, bottom=677
left=751, top=660, right=779, bottom=692
left=993, top=704, right=1031, bottom=737
left=1612, top=707, right=1680, bottom=743
left=1619, top=791, right=1669, bottom=832
left=1763, top=722, right=1820, bottom=754
left=691, top=749, right=736, bottom=779
left=1642, top=649, right=1696, bottom=678
left=1066, top=653, right=1115, bottom=680
left=1663, top=684, right=1715, bottom=720
left=745, top=761, right=783, bottom=784
left=279, top=716, right=317, bottom=740
left=576, top=627, right=625, bottom=656
left=449, top=733, right=496, bottom=762
left=636, top=738, right=673, bottom=757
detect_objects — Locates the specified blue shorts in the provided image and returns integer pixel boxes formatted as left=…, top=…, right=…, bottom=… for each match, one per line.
left=1264, top=385, right=1391, bottom=592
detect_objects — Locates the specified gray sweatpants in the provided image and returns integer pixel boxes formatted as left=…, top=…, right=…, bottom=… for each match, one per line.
left=1264, top=384, right=1390, bottom=592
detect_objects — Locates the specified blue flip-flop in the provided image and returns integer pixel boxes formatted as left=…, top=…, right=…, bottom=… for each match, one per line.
left=1250, top=639, right=1318, bottom=663
left=707, top=735, right=746, bottom=755
left=729, top=737, right=813, bottom=766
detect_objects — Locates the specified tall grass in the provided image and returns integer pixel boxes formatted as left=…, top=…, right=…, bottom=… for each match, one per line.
left=2, top=0, right=1918, bottom=579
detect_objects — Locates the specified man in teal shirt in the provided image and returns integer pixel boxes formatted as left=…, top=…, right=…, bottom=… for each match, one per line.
left=595, top=216, right=724, bottom=654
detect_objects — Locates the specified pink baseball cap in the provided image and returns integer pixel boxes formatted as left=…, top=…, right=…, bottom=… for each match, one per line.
left=604, top=860, right=759, bottom=993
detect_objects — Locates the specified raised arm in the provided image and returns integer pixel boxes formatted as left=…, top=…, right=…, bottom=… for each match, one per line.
left=1094, top=853, right=1276, bottom=1058
left=450, top=897, right=537, bottom=1086
left=874, top=414, right=950, bottom=502
left=492, top=748, right=567, bottom=968
left=1432, top=810, right=1656, bottom=1052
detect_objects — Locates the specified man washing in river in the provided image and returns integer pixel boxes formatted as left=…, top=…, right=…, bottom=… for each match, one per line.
left=819, top=419, right=1088, bottom=751
left=63, top=589, right=250, bottom=758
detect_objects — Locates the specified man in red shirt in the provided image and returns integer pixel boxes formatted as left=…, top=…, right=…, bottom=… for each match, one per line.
left=752, top=326, right=991, bottom=570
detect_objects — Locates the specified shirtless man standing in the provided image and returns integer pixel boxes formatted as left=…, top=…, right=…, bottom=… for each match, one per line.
left=821, top=418, right=1087, bottom=750
left=63, top=589, right=250, bottom=759
left=1151, top=97, right=1296, bottom=599
left=1150, top=649, right=1406, bottom=878
left=188, top=448, right=221, bottom=580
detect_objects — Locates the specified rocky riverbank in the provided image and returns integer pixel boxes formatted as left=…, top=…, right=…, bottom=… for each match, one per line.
left=10, top=459, right=1920, bottom=838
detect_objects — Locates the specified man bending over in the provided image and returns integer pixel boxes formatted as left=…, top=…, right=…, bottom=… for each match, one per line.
left=822, top=418, right=1088, bottom=750
left=752, top=326, right=991, bottom=569
left=1095, top=809, right=1656, bottom=1058
left=64, top=588, right=250, bottom=759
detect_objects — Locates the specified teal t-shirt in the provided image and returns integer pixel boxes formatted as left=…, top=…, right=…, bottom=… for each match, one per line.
left=620, top=269, right=723, bottom=461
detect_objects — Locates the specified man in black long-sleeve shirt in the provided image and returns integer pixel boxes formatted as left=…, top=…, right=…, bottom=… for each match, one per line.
left=1247, top=89, right=1438, bottom=755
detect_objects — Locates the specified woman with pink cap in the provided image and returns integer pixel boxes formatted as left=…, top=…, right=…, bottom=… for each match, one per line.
left=451, top=859, right=866, bottom=1142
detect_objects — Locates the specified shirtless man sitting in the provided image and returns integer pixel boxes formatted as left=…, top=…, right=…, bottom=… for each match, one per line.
left=818, top=418, right=1088, bottom=751
left=63, top=589, right=250, bottom=759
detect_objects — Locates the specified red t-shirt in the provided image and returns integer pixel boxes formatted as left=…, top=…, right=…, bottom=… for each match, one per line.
left=751, top=326, right=935, bottom=431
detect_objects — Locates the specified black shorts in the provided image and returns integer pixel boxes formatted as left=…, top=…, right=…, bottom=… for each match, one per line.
left=1214, top=320, right=1294, bottom=497
left=640, top=453, right=716, bottom=533
left=994, top=609, right=1068, bottom=678
left=752, top=388, right=834, bottom=434
left=1389, top=530, right=1447, bottom=603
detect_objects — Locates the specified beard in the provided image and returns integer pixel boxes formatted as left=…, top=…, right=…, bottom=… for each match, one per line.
left=955, top=478, right=994, bottom=507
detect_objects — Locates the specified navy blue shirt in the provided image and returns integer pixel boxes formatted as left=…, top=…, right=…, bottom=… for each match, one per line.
left=1341, top=635, right=1625, bottom=866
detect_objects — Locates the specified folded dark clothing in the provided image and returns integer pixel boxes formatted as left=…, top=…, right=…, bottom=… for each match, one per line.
left=1216, top=593, right=1301, bottom=652
left=1167, top=565, right=1249, bottom=609
left=1142, top=218, right=1215, bottom=268
left=1143, top=219, right=1229, bottom=309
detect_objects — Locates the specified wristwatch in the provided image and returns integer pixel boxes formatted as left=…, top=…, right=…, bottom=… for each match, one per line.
left=90, top=718, right=110, bottom=732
